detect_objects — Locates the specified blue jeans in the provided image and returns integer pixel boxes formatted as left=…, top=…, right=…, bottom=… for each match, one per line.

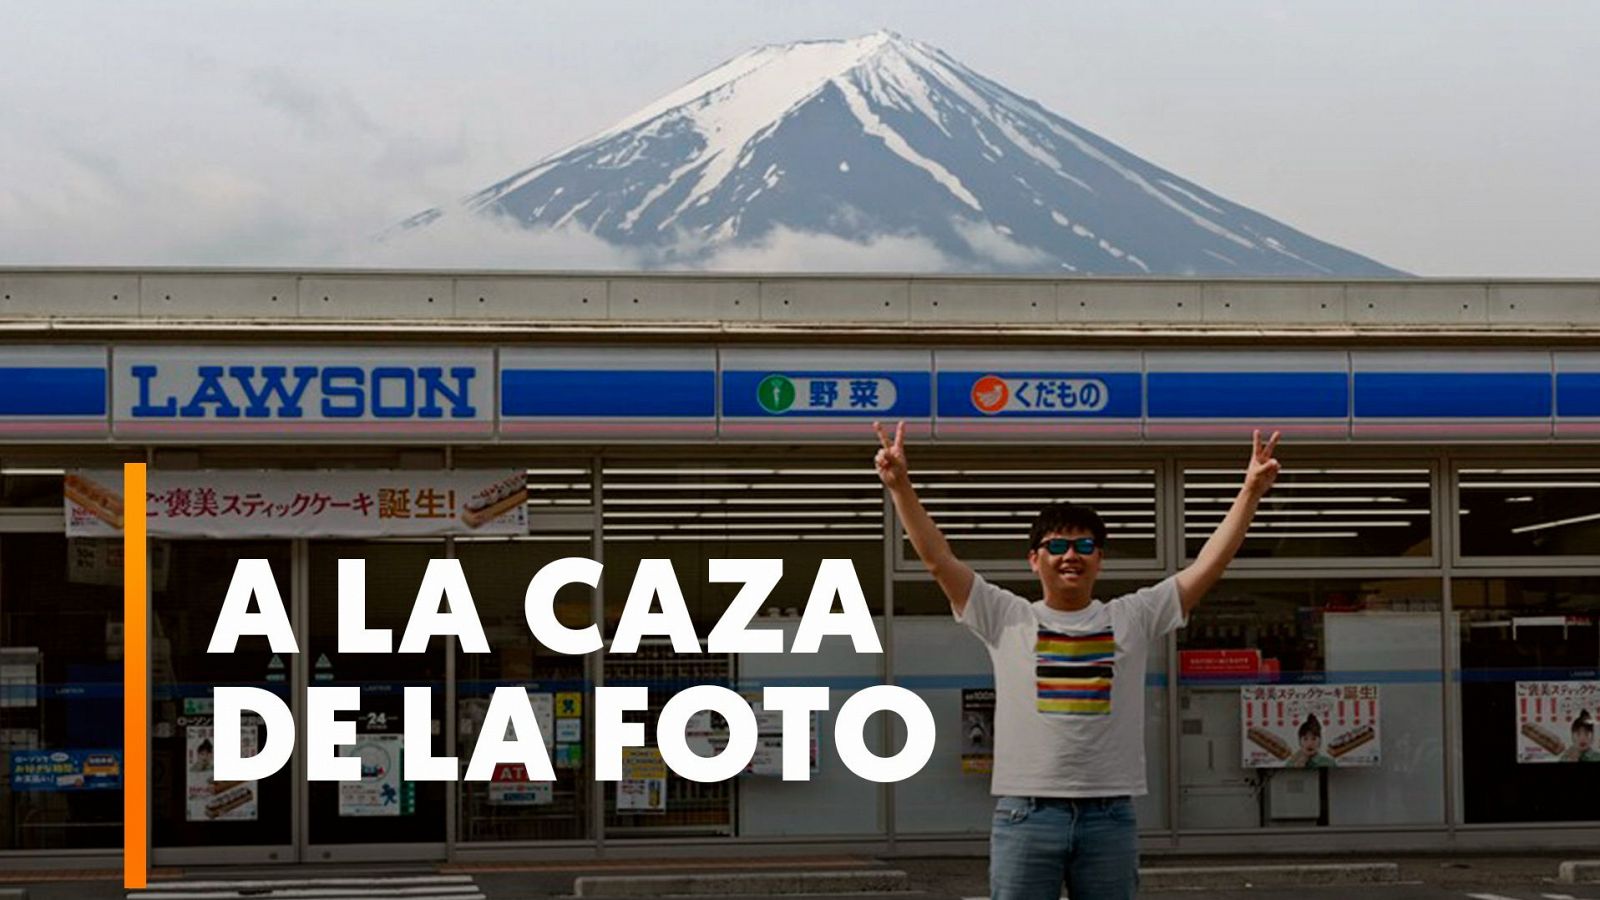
left=990, top=796, right=1139, bottom=900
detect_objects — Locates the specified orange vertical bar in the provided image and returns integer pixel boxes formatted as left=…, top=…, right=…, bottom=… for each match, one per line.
left=123, top=463, right=148, bottom=889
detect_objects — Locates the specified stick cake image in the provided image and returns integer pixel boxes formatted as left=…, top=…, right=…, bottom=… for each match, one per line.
left=1329, top=724, right=1376, bottom=758
left=461, top=475, right=528, bottom=528
left=1521, top=721, right=1566, bottom=756
left=65, top=473, right=124, bottom=528
left=1246, top=726, right=1292, bottom=760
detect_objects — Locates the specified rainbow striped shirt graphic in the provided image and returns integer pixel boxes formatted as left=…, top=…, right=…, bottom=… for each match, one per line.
left=1035, top=626, right=1116, bottom=716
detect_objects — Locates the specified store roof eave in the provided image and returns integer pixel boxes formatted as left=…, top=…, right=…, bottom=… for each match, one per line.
left=4, top=316, right=1600, bottom=346
left=2, top=271, right=1598, bottom=329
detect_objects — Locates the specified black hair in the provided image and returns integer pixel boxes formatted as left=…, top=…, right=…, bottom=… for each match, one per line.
left=1298, top=714, right=1322, bottom=739
left=1574, top=710, right=1594, bottom=735
left=1028, top=502, right=1107, bottom=551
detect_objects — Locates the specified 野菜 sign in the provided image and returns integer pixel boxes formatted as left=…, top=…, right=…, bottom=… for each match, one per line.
left=718, top=348, right=932, bottom=438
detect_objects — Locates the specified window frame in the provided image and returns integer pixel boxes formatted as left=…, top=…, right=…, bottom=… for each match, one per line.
left=1450, top=459, right=1600, bottom=569
left=1178, top=455, right=1443, bottom=571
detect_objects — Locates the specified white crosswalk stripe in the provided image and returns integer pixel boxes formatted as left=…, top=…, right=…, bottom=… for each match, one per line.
left=129, top=873, right=484, bottom=900
left=1467, top=893, right=1600, bottom=900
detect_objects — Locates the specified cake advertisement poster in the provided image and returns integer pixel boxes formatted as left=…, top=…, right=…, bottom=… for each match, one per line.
left=1241, top=685, right=1380, bottom=768
left=1516, top=681, right=1600, bottom=763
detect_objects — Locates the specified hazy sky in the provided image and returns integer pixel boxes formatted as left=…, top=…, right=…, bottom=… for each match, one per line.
left=2, top=0, right=1596, bottom=276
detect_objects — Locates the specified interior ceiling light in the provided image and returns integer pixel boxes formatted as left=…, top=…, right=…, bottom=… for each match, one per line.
left=1186, top=531, right=1360, bottom=540
left=453, top=534, right=591, bottom=543
left=913, top=509, right=1153, bottom=519
left=608, top=531, right=883, bottom=538
left=1233, top=520, right=1410, bottom=528
left=1186, top=508, right=1423, bottom=518
left=1510, top=511, right=1600, bottom=535
left=600, top=497, right=880, bottom=506
left=1459, top=481, right=1600, bottom=490
left=1460, top=468, right=1600, bottom=476
left=603, top=510, right=881, bottom=519
left=1184, top=481, right=1427, bottom=490
left=916, top=469, right=1152, bottom=477
left=603, top=482, right=879, bottom=491
left=918, top=482, right=1155, bottom=491
left=1187, top=468, right=1425, bottom=476
left=945, top=533, right=1156, bottom=541
left=1185, top=496, right=1407, bottom=505
left=921, top=493, right=1158, bottom=499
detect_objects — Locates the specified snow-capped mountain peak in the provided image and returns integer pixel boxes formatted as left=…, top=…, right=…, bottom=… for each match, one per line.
left=407, top=31, right=1400, bottom=276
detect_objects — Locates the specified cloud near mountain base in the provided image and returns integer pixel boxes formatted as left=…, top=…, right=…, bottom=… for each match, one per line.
left=694, top=226, right=956, bottom=273
left=358, top=213, right=1001, bottom=274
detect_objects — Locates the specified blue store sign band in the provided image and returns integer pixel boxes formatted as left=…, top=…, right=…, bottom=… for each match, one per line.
left=0, top=345, right=1593, bottom=442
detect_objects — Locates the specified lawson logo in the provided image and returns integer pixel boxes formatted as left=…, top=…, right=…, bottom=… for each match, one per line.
left=127, top=364, right=480, bottom=419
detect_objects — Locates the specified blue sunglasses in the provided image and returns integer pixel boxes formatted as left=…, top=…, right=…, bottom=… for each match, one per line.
left=1034, top=537, right=1099, bottom=556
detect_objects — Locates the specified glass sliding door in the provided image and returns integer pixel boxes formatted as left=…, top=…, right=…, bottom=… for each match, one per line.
left=304, top=541, right=448, bottom=860
left=152, top=541, right=296, bottom=863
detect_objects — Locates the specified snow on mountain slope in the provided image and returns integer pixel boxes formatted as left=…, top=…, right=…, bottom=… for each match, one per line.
left=405, top=30, right=1401, bottom=276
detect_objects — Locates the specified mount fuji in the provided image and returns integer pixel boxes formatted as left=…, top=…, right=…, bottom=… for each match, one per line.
left=404, top=30, right=1401, bottom=276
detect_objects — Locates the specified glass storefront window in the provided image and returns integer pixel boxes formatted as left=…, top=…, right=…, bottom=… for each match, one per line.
left=0, top=535, right=123, bottom=850
left=601, top=462, right=886, bottom=837
left=12, top=448, right=1597, bottom=859
left=1185, top=466, right=1432, bottom=560
left=456, top=538, right=593, bottom=842
left=1454, top=577, right=1600, bottom=824
left=1177, top=578, right=1444, bottom=829
left=598, top=534, right=888, bottom=837
left=1458, top=468, right=1600, bottom=557
left=906, top=465, right=1158, bottom=566
left=891, top=577, right=1169, bottom=833
left=152, top=541, right=294, bottom=854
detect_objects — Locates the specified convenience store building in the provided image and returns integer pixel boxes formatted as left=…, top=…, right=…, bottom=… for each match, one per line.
left=2, top=268, right=1599, bottom=867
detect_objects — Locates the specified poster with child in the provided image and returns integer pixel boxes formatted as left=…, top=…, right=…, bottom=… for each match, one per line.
left=1240, top=684, right=1381, bottom=768
left=1516, top=681, right=1600, bottom=763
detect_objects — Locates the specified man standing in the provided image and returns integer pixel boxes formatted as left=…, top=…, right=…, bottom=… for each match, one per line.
left=873, top=422, right=1280, bottom=900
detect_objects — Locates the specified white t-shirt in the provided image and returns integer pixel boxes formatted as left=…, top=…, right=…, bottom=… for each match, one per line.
left=956, top=574, right=1186, bottom=798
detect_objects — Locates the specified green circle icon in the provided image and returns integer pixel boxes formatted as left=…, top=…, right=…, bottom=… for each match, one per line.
left=757, top=374, right=796, bottom=414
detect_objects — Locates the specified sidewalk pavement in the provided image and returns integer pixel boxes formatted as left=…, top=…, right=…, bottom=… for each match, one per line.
left=0, top=851, right=1591, bottom=899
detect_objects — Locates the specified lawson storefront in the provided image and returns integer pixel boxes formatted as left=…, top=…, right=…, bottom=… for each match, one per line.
left=3, top=272, right=1600, bottom=867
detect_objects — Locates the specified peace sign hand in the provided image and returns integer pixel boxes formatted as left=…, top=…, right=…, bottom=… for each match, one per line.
left=873, top=420, right=909, bottom=490
left=1245, top=429, right=1282, bottom=496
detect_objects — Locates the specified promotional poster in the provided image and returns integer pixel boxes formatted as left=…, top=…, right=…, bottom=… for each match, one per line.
left=1516, top=681, right=1600, bottom=763
left=1241, top=685, right=1382, bottom=769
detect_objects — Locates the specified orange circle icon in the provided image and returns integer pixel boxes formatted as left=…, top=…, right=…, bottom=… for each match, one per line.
left=971, top=375, right=1009, bottom=415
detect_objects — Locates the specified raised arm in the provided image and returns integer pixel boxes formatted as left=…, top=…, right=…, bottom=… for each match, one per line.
left=874, top=420, right=976, bottom=615
left=1175, top=430, right=1281, bottom=615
